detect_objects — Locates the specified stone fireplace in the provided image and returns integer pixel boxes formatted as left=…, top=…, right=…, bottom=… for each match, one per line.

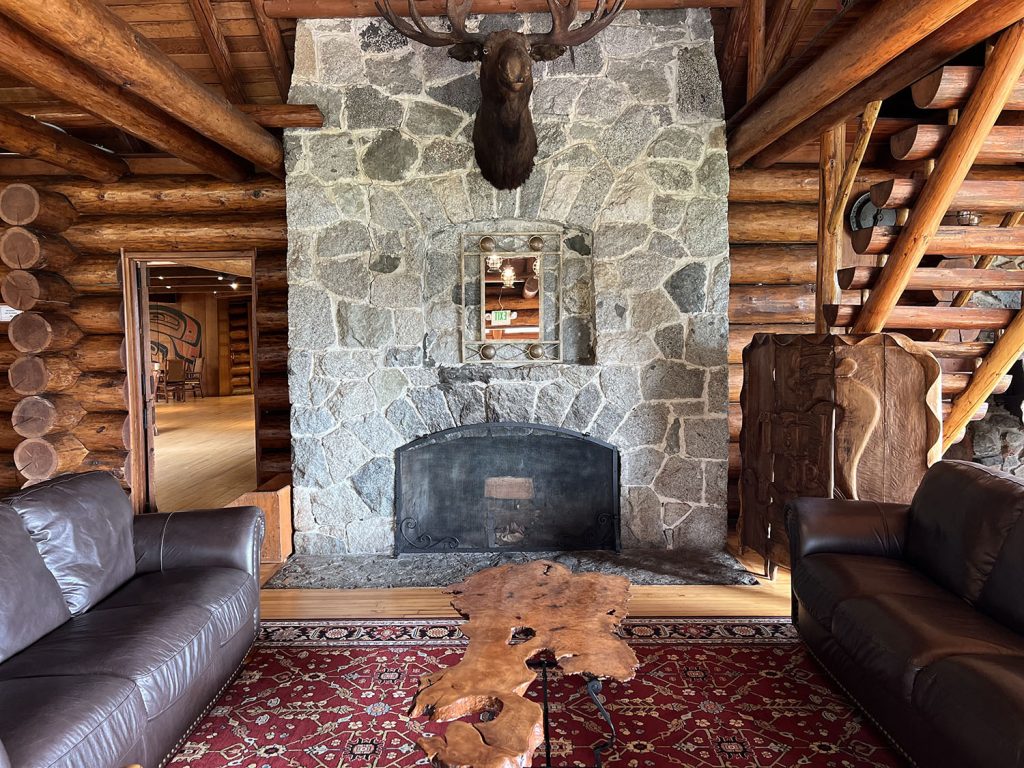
left=285, top=9, right=730, bottom=556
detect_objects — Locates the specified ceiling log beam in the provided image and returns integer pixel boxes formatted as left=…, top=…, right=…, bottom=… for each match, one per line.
left=5, top=103, right=322, bottom=130
left=0, top=0, right=284, bottom=177
left=746, top=0, right=1024, bottom=168
left=264, top=0, right=741, bottom=16
left=728, top=0, right=980, bottom=168
left=763, top=0, right=815, bottom=82
left=249, top=0, right=294, bottom=101
left=0, top=107, right=127, bottom=182
left=185, top=0, right=247, bottom=103
left=852, top=20, right=1024, bottom=334
left=0, top=15, right=250, bottom=181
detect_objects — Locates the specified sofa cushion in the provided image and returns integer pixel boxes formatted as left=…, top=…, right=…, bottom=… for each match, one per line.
left=977, top=508, right=1024, bottom=636
left=832, top=593, right=1024, bottom=701
left=0, top=675, right=145, bottom=768
left=4, top=472, right=135, bottom=614
left=98, top=567, right=257, bottom=645
left=0, top=501, right=69, bottom=662
left=913, top=654, right=1024, bottom=768
left=0, top=602, right=216, bottom=719
left=906, top=461, right=1024, bottom=604
left=794, top=553, right=945, bottom=629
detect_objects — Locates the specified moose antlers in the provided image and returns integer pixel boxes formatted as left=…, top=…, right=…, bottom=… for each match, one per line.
left=529, top=0, right=628, bottom=49
left=374, top=0, right=627, bottom=51
left=374, top=0, right=483, bottom=46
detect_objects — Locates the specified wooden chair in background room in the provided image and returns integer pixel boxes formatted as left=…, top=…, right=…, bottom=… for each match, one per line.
left=185, top=357, right=205, bottom=399
left=163, top=358, right=187, bottom=402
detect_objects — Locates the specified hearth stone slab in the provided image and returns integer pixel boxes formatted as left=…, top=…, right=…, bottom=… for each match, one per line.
left=263, top=549, right=759, bottom=589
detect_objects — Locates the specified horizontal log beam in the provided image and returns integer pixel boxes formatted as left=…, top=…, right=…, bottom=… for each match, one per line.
left=745, top=0, right=1024, bottom=168
left=728, top=165, right=898, bottom=203
left=0, top=15, right=250, bottom=183
left=825, top=303, right=1015, bottom=329
left=8, top=103, right=324, bottom=130
left=729, top=244, right=817, bottom=284
left=59, top=216, right=286, bottom=254
left=870, top=176, right=1024, bottom=212
left=34, top=177, right=285, bottom=216
left=264, top=0, right=741, bottom=17
left=913, top=65, right=1024, bottom=110
left=915, top=339, right=991, bottom=358
left=851, top=224, right=1024, bottom=256
left=729, top=283, right=816, bottom=324
left=727, top=0, right=978, bottom=168
left=0, top=0, right=284, bottom=176
left=0, top=107, right=127, bottom=182
left=891, top=124, right=1024, bottom=163
left=728, top=203, right=818, bottom=243
left=839, top=266, right=1024, bottom=291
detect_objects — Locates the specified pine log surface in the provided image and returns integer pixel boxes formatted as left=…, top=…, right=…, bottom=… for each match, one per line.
left=412, top=561, right=637, bottom=768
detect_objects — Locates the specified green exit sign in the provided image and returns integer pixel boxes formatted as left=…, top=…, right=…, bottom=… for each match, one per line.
left=491, top=310, right=512, bottom=326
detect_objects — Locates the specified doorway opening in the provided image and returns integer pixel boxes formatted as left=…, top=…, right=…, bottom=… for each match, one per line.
left=123, top=251, right=257, bottom=512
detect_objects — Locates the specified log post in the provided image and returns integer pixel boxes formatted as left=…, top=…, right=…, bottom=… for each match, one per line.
left=0, top=184, right=78, bottom=232
left=854, top=21, right=1024, bottom=333
left=1, top=271, right=76, bottom=311
left=0, top=107, right=128, bottom=182
left=14, top=433, right=89, bottom=480
left=8, top=312, right=83, bottom=353
left=817, top=125, right=844, bottom=332
left=0, top=227, right=78, bottom=271
left=727, top=0, right=979, bottom=167
left=944, top=307, right=1024, bottom=450
left=0, top=0, right=284, bottom=176
left=12, top=394, right=86, bottom=438
left=746, top=0, right=1024, bottom=168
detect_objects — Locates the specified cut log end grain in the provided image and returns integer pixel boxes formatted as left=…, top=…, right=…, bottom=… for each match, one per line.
left=8, top=311, right=83, bottom=353
left=1, top=270, right=76, bottom=310
left=0, top=226, right=77, bottom=271
left=14, top=433, right=88, bottom=480
left=0, top=183, right=78, bottom=231
left=12, top=394, right=86, bottom=438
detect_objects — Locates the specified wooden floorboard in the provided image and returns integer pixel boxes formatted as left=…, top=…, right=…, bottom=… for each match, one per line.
left=260, top=544, right=793, bottom=620
left=154, top=394, right=257, bottom=512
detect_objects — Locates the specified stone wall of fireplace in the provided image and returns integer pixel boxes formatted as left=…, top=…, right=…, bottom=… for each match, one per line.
left=285, top=9, right=730, bottom=555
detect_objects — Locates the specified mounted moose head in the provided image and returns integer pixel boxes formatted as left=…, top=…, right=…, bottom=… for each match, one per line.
left=376, top=0, right=625, bottom=190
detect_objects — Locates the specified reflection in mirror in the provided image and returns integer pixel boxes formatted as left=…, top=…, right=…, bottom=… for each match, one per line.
left=483, top=256, right=541, bottom=341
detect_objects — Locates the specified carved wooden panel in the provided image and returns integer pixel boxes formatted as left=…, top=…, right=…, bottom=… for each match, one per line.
left=739, top=333, right=941, bottom=574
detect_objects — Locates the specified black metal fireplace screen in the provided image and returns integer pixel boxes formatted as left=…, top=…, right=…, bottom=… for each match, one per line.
left=395, top=422, right=620, bottom=554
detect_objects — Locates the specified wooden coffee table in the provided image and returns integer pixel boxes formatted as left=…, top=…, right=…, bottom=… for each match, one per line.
left=409, top=560, right=639, bottom=768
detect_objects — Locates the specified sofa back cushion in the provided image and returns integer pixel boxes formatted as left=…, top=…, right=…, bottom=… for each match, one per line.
left=4, top=472, right=135, bottom=615
left=906, top=461, right=1024, bottom=604
left=0, top=501, right=70, bottom=661
left=978, top=508, right=1024, bottom=634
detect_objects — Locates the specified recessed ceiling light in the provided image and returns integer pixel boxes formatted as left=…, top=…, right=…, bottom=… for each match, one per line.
left=230, top=282, right=239, bottom=290
left=217, top=275, right=224, bottom=281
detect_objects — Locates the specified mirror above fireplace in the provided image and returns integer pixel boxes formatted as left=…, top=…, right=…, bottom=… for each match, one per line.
left=461, top=230, right=563, bottom=364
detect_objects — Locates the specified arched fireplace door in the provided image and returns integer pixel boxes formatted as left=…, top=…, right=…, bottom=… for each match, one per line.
left=395, top=422, right=620, bottom=555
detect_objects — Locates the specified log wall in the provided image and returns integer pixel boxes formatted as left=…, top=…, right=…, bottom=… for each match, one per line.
left=0, top=179, right=288, bottom=498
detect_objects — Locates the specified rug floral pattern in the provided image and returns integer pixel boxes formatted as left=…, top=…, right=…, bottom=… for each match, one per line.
left=170, top=619, right=903, bottom=767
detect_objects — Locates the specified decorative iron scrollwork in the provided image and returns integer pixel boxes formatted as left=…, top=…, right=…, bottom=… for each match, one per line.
left=399, top=518, right=460, bottom=551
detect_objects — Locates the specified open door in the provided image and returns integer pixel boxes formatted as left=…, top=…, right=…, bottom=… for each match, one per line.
left=123, top=251, right=257, bottom=513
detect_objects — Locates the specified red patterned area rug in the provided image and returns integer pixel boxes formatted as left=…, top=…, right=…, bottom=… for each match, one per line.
left=169, top=618, right=904, bottom=768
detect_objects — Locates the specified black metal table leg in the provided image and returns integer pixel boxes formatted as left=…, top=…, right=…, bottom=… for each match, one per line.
left=585, top=677, right=616, bottom=768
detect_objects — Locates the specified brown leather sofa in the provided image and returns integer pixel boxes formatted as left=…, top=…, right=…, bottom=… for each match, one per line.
left=0, top=471, right=264, bottom=768
left=787, top=460, right=1024, bottom=768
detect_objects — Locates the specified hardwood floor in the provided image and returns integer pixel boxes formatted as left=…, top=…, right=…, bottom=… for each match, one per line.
left=260, top=542, right=793, bottom=620
left=154, top=395, right=257, bottom=512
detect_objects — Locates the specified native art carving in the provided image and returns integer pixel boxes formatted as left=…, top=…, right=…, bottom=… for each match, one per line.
left=739, top=333, right=942, bottom=575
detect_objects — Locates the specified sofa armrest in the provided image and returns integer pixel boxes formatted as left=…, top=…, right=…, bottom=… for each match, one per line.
left=133, top=507, right=265, bottom=578
left=786, top=497, right=909, bottom=563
